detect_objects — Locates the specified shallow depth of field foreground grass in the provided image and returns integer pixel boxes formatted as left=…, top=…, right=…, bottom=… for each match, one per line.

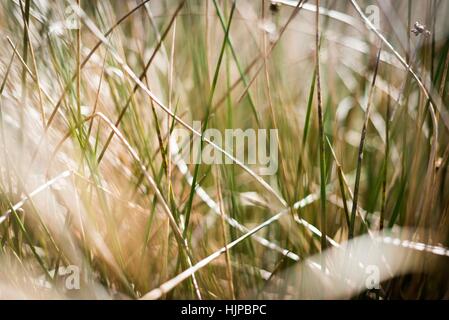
left=0, top=0, right=448, bottom=299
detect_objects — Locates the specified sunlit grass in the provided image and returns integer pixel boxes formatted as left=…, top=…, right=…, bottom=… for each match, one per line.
left=0, top=0, right=448, bottom=299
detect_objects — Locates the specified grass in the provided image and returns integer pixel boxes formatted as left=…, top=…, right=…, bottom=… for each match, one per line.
left=0, top=0, right=448, bottom=299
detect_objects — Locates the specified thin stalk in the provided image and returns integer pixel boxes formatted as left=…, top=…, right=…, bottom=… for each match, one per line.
left=326, top=138, right=350, bottom=229
left=349, top=48, right=381, bottom=238
left=380, top=93, right=390, bottom=231
left=315, top=0, right=327, bottom=252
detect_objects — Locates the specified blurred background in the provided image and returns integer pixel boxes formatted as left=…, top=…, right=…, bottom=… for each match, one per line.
left=0, top=0, right=448, bottom=299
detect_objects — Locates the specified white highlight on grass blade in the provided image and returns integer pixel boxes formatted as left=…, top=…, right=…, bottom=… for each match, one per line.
left=0, top=170, right=72, bottom=225
left=380, top=236, right=449, bottom=257
left=270, top=230, right=449, bottom=299
left=271, top=0, right=361, bottom=28
left=172, top=136, right=303, bottom=261
left=171, top=133, right=336, bottom=260
left=293, top=214, right=339, bottom=247
left=141, top=192, right=317, bottom=300
left=348, top=0, right=449, bottom=130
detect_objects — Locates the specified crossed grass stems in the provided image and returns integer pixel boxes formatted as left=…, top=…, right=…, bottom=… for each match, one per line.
left=0, top=0, right=447, bottom=298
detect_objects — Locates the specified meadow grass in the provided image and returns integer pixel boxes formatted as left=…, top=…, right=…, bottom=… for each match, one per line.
left=0, top=0, right=448, bottom=299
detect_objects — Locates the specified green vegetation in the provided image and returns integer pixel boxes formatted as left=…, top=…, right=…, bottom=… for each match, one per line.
left=0, top=0, right=448, bottom=299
